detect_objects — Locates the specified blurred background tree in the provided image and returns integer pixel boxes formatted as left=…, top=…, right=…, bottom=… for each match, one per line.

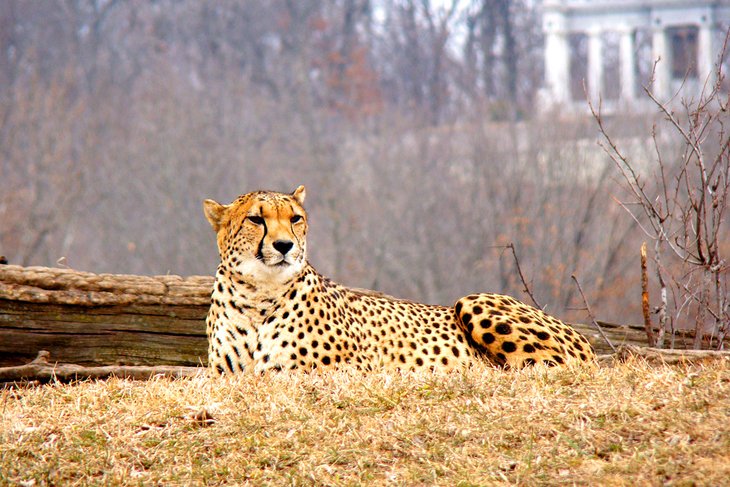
left=3, top=0, right=720, bottom=332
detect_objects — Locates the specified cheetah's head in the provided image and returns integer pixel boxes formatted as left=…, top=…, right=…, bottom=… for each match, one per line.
left=203, top=186, right=308, bottom=283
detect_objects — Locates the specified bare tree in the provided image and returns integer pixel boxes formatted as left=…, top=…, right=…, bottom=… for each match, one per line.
left=592, top=54, right=730, bottom=349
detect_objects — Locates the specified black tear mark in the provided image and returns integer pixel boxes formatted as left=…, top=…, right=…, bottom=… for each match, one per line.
left=256, top=208, right=268, bottom=261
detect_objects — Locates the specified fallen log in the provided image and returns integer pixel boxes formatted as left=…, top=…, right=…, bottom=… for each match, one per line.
left=2, top=264, right=727, bottom=367
left=613, top=345, right=730, bottom=365
left=0, top=350, right=204, bottom=383
left=0, top=264, right=212, bottom=367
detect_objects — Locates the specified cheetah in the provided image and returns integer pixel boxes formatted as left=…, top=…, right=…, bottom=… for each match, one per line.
left=203, top=186, right=595, bottom=374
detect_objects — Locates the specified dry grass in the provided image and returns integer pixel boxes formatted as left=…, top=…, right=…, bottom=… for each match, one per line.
left=2, top=359, right=730, bottom=486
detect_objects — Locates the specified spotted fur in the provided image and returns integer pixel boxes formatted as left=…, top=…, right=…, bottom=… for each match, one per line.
left=203, top=186, right=595, bottom=374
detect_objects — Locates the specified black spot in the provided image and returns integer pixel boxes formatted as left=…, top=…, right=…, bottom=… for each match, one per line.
left=452, top=346, right=460, bottom=357
left=502, top=341, right=517, bottom=353
left=482, top=333, right=495, bottom=344
left=543, top=359, right=558, bottom=367
left=415, top=357, right=424, bottom=366
left=455, top=302, right=463, bottom=314
left=552, top=355, right=565, bottom=364
left=472, top=305, right=483, bottom=314
left=523, top=343, right=536, bottom=353
left=289, top=290, right=297, bottom=299
left=263, top=354, right=270, bottom=363
left=399, top=354, right=406, bottom=363
left=480, top=318, right=492, bottom=329
left=536, top=331, right=551, bottom=340
left=312, top=340, right=319, bottom=348
left=579, top=353, right=587, bottom=361
left=433, top=345, right=441, bottom=355
left=495, top=323, right=512, bottom=335
left=441, top=357, right=449, bottom=365
left=462, top=313, right=472, bottom=325
left=216, top=364, right=225, bottom=375
left=322, top=356, right=331, bottom=365
left=496, top=352, right=506, bottom=362
left=574, top=342, right=583, bottom=352
left=523, top=358, right=536, bottom=366
left=519, top=316, right=531, bottom=324
left=272, top=332, right=280, bottom=340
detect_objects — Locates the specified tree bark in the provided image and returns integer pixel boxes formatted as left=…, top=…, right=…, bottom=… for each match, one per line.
left=0, top=264, right=211, bottom=367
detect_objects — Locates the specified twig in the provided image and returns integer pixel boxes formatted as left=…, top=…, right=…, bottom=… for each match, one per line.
left=506, top=242, right=541, bottom=309
left=571, top=275, right=616, bottom=353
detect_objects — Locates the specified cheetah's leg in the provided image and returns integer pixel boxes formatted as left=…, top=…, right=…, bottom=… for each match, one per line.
left=454, top=293, right=595, bottom=368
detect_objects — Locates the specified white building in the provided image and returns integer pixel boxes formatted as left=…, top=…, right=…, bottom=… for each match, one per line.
left=541, top=0, right=730, bottom=113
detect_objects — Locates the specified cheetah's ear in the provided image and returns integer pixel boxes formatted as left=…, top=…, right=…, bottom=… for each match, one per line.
left=203, top=199, right=228, bottom=232
left=292, top=185, right=306, bottom=205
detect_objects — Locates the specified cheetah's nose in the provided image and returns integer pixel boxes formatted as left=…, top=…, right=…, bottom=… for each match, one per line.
left=273, top=240, right=294, bottom=255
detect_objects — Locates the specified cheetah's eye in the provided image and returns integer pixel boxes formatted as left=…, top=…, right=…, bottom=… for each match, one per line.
left=291, top=215, right=303, bottom=224
left=247, top=216, right=265, bottom=225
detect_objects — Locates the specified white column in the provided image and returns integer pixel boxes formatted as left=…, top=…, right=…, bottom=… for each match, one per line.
left=698, top=20, right=716, bottom=86
left=619, top=26, right=636, bottom=102
left=652, top=26, right=671, bottom=100
left=587, top=28, right=603, bottom=102
left=544, top=24, right=571, bottom=104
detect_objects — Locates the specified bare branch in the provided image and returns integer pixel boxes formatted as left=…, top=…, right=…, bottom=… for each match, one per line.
left=571, top=275, right=616, bottom=353
left=1, top=351, right=205, bottom=384
left=507, top=243, right=541, bottom=309
left=640, top=242, right=655, bottom=346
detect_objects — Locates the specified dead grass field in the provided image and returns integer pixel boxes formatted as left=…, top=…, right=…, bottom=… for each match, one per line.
left=2, top=358, right=730, bottom=486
